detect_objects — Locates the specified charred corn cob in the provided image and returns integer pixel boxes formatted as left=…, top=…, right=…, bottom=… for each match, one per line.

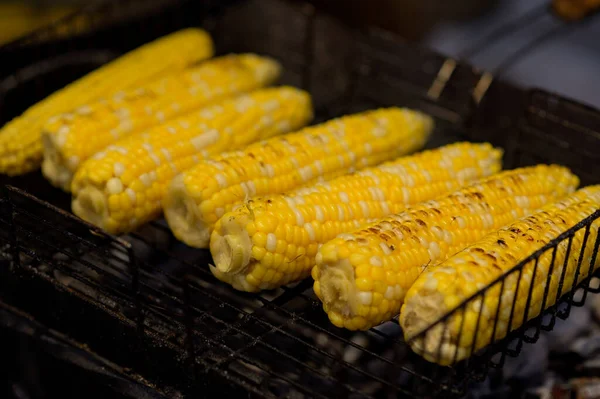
left=0, top=28, right=213, bottom=175
left=312, top=165, right=579, bottom=331
left=210, top=142, right=503, bottom=292
left=71, top=87, right=312, bottom=234
left=42, top=54, right=281, bottom=191
left=165, top=107, right=434, bottom=249
left=401, top=185, right=600, bottom=365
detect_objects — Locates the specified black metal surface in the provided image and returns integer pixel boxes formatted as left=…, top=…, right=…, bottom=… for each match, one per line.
left=0, top=300, right=171, bottom=399
left=0, top=0, right=599, bottom=398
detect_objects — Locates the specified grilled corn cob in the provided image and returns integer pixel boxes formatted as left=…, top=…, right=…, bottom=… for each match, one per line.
left=553, top=0, right=600, bottom=20
left=0, top=28, right=213, bottom=176
left=210, top=142, right=503, bottom=292
left=71, top=87, right=312, bottom=234
left=164, top=107, right=434, bottom=249
left=42, top=54, right=281, bottom=191
left=312, top=165, right=579, bottom=331
left=401, top=185, right=600, bottom=365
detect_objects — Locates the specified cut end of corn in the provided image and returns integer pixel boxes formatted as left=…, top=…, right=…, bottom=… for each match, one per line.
left=72, top=87, right=313, bottom=234
left=0, top=28, right=214, bottom=176
left=167, top=107, right=434, bottom=249
left=71, top=184, right=110, bottom=230
left=401, top=184, right=600, bottom=365
left=209, top=205, right=256, bottom=291
left=313, top=259, right=362, bottom=329
left=41, top=53, right=283, bottom=191
left=313, top=164, right=579, bottom=331
left=209, top=141, right=504, bottom=293
left=41, top=131, right=74, bottom=190
left=166, top=174, right=214, bottom=247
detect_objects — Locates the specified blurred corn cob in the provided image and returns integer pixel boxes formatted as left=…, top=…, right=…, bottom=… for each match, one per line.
left=71, top=87, right=312, bottom=234
left=553, top=0, right=600, bottom=20
left=0, top=28, right=214, bottom=176
left=312, top=165, right=579, bottom=331
left=401, top=185, right=600, bottom=365
left=164, top=107, right=434, bottom=249
left=42, top=54, right=281, bottom=191
left=210, top=142, right=503, bottom=292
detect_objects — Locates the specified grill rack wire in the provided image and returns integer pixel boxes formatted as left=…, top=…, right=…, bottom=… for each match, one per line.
left=1, top=0, right=600, bottom=397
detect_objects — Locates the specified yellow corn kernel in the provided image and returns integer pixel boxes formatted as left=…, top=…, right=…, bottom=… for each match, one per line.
left=313, top=165, right=579, bottom=331
left=209, top=142, right=502, bottom=292
left=167, top=107, right=435, bottom=249
left=71, top=87, right=312, bottom=234
left=42, top=54, right=281, bottom=190
left=401, top=185, right=600, bottom=365
left=0, top=28, right=213, bottom=176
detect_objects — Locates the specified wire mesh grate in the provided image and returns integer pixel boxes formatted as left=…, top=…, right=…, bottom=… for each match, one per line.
left=1, top=0, right=600, bottom=397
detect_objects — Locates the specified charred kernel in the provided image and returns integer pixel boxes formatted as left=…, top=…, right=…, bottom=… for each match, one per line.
left=210, top=141, right=510, bottom=295
left=318, top=164, right=578, bottom=331
left=402, top=183, right=594, bottom=366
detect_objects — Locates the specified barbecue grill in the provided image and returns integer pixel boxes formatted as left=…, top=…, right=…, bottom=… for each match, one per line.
left=1, top=0, right=600, bottom=397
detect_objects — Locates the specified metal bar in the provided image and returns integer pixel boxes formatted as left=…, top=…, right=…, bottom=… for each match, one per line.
left=4, top=188, right=20, bottom=269
left=522, top=257, right=541, bottom=343
left=452, top=302, right=467, bottom=366
left=469, top=294, right=484, bottom=360
left=539, top=246, right=558, bottom=331
left=504, top=267, right=523, bottom=357
left=557, top=235, right=575, bottom=319
left=568, top=224, right=591, bottom=307
left=427, top=58, right=456, bottom=100
left=489, top=278, right=506, bottom=369
left=587, top=231, right=600, bottom=293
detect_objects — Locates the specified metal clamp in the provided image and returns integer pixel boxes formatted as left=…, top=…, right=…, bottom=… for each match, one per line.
left=427, top=58, right=457, bottom=100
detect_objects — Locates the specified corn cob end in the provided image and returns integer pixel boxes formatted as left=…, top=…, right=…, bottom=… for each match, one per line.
left=209, top=206, right=256, bottom=291
left=41, top=129, right=76, bottom=191
left=237, top=53, right=282, bottom=84
left=400, top=290, right=457, bottom=365
left=312, top=258, right=366, bottom=329
left=164, top=174, right=213, bottom=247
left=72, top=184, right=111, bottom=231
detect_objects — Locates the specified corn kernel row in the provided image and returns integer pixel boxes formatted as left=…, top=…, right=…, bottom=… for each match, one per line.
left=401, top=185, right=600, bottom=365
left=209, top=142, right=503, bottom=292
left=0, top=28, right=213, bottom=175
left=71, top=87, right=313, bottom=234
left=42, top=54, right=280, bottom=190
left=164, top=107, right=434, bottom=249
left=312, top=165, right=579, bottom=331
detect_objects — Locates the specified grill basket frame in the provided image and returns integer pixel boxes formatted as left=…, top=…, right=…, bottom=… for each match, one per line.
left=1, top=0, right=600, bottom=397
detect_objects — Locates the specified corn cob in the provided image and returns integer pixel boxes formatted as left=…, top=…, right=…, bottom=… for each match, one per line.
left=71, top=87, right=312, bottom=234
left=42, top=54, right=281, bottom=191
left=312, top=165, right=579, bottom=331
left=401, top=185, right=600, bottom=365
left=553, top=0, right=600, bottom=20
left=210, top=142, right=503, bottom=292
left=0, top=28, right=214, bottom=176
left=164, top=107, right=434, bottom=249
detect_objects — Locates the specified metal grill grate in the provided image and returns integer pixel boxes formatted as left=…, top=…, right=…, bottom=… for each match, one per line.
left=1, top=0, right=600, bottom=397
